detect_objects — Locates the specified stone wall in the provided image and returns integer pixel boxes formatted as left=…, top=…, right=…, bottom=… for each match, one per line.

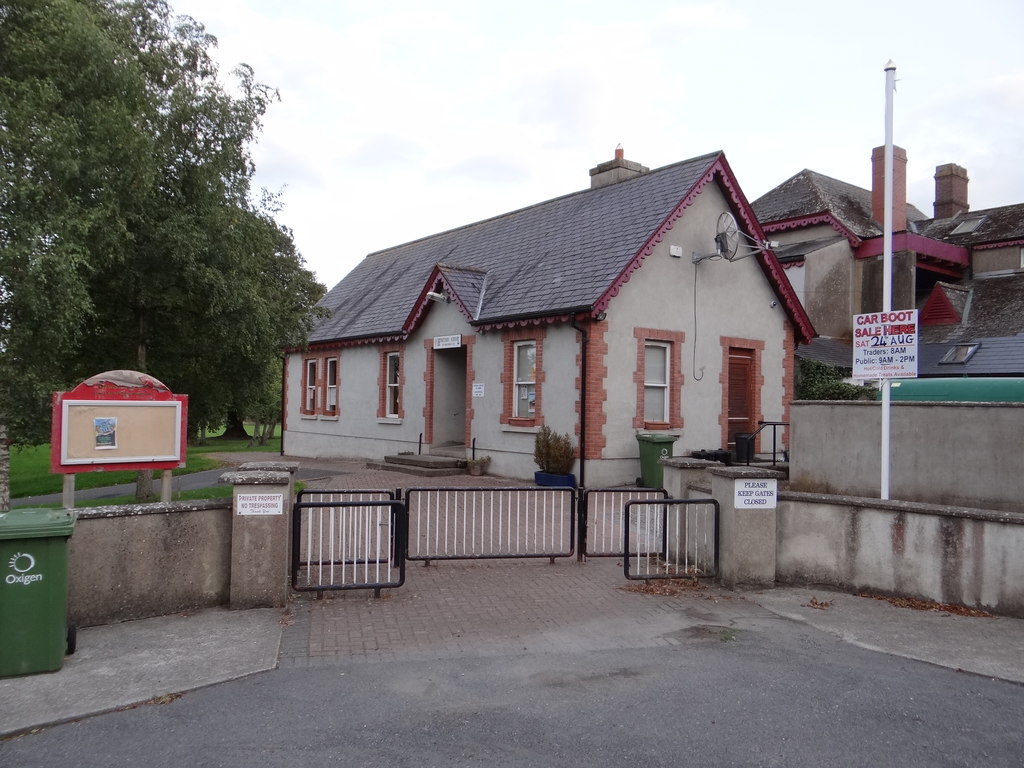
left=69, top=500, right=231, bottom=627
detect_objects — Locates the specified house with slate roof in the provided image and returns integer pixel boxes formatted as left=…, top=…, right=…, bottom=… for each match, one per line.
left=752, top=147, right=1024, bottom=377
left=283, top=148, right=814, bottom=486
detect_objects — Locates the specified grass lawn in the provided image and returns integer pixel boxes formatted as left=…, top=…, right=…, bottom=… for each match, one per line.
left=9, top=432, right=282, bottom=500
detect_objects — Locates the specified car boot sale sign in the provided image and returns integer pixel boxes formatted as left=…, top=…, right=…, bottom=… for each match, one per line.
left=853, top=310, right=918, bottom=379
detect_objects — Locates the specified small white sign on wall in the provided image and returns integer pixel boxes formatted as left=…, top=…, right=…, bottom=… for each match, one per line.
left=472, top=382, right=485, bottom=398
left=237, top=493, right=284, bottom=516
left=434, top=334, right=462, bottom=349
left=734, top=479, right=777, bottom=509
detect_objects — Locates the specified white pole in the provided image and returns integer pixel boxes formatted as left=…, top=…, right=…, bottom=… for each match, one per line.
left=880, top=61, right=896, bottom=500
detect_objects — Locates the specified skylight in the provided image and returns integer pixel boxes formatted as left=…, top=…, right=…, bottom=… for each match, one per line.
left=939, top=343, right=980, bottom=364
left=949, top=217, right=985, bottom=235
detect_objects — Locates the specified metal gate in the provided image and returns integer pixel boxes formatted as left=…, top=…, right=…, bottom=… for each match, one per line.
left=405, top=486, right=575, bottom=561
left=291, top=489, right=406, bottom=594
left=290, top=486, right=718, bottom=593
left=621, top=498, right=719, bottom=581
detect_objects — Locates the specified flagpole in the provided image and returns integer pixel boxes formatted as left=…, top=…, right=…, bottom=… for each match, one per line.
left=881, top=60, right=896, bottom=500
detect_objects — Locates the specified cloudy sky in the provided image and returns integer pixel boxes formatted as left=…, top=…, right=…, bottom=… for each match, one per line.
left=170, top=0, right=1024, bottom=289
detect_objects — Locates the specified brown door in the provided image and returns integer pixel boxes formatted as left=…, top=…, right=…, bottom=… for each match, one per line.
left=727, top=348, right=755, bottom=449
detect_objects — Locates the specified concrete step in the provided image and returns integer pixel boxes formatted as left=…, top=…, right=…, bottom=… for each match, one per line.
left=428, top=443, right=468, bottom=459
left=366, top=460, right=465, bottom=478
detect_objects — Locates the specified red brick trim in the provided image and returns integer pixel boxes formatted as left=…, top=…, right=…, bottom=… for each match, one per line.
left=422, top=339, right=435, bottom=443
left=719, top=337, right=765, bottom=450
left=377, top=344, right=405, bottom=419
left=578, top=319, right=609, bottom=459
left=500, top=328, right=545, bottom=427
left=632, top=328, right=685, bottom=430
left=463, top=335, right=476, bottom=445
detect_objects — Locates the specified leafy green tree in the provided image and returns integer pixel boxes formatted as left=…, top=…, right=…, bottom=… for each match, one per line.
left=0, top=0, right=324, bottom=507
left=1, top=0, right=153, bottom=508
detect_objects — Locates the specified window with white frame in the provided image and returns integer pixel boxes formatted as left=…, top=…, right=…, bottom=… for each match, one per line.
left=514, top=341, right=536, bottom=418
left=325, top=357, right=338, bottom=413
left=304, top=359, right=318, bottom=413
left=643, top=342, right=669, bottom=423
left=385, top=352, right=400, bottom=418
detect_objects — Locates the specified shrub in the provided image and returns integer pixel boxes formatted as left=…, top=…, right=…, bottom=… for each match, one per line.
left=533, top=426, right=575, bottom=475
left=796, top=358, right=876, bottom=401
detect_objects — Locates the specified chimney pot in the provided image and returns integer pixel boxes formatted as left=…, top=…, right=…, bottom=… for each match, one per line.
left=589, top=145, right=649, bottom=189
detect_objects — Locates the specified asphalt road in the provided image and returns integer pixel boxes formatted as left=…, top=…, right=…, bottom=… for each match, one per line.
left=3, top=607, right=1021, bottom=767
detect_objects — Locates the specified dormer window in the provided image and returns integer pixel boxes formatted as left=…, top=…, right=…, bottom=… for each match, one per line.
left=939, top=343, right=980, bottom=364
left=949, top=217, right=985, bottom=235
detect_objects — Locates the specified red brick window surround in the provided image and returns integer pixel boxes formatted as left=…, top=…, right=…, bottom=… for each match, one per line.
left=633, top=328, right=684, bottom=430
left=324, top=356, right=339, bottom=416
left=378, top=345, right=405, bottom=419
left=501, top=328, right=544, bottom=426
left=301, top=358, right=318, bottom=415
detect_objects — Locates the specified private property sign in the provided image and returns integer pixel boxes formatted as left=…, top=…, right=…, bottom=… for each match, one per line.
left=853, top=310, right=919, bottom=379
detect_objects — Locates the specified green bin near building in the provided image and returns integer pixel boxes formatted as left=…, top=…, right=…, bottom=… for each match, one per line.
left=0, top=508, right=76, bottom=677
left=636, top=433, right=679, bottom=488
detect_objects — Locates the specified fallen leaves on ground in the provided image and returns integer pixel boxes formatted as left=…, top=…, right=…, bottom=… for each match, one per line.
left=803, top=596, right=833, bottom=610
left=620, top=578, right=707, bottom=596
left=856, top=592, right=995, bottom=617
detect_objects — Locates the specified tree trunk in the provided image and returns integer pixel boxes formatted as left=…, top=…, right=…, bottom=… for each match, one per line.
left=0, top=426, right=9, bottom=513
left=222, top=410, right=250, bottom=439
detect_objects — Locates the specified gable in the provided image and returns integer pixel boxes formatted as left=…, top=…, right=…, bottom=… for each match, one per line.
left=920, top=284, right=966, bottom=326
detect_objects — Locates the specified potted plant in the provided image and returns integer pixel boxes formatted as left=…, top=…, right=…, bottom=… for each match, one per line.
left=466, top=455, right=491, bottom=476
left=533, top=426, right=576, bottom=487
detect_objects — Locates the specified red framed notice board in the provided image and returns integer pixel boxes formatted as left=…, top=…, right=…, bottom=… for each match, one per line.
left=51, top=371, right=188, bottom=474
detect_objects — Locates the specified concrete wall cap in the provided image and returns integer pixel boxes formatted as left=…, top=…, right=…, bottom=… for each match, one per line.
left=238, top=461, right=300, bottom=473
left=707, top=466, right=787, bottom=480
left=220, top=470, right=292, bottom=486
left=74, top=499, right=231, bottom=520
left=662, top=457, right=723, bottom=468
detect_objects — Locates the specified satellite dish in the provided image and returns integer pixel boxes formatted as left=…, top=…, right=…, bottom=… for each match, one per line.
left=691, top=211, right=741, bottom=264
left=715, top=212, right=740, bottom=261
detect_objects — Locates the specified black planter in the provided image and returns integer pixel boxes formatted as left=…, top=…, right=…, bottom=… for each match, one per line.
left=534, top=470, right=576, bottom=488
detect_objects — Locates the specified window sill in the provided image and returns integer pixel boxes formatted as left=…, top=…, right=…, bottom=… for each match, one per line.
left=377, top=417, right=403, bottom=425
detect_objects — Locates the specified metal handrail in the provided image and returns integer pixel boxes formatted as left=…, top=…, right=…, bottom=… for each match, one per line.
left=740, top=421, right=789, bottom=466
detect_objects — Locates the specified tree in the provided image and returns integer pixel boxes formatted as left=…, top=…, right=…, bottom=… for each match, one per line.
left=0, top=0, right=324, bottom=507
left=1, top=0, right=154, bottom=506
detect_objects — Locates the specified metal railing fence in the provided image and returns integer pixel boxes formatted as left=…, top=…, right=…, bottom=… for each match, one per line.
left=405, top=486, right=575, bottom=561
left=580, top=487, right=669, bottom=558
left=622, top=498, right=719, bottom=580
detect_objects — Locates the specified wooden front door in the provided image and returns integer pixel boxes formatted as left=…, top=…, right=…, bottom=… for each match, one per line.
left=727, top=348, right=755, bottom=449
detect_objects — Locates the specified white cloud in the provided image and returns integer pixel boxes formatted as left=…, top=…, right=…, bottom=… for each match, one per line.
left=169, top=0, right=1024, bottom=286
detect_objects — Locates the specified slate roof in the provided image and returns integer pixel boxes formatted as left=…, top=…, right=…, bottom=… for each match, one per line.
left=795, top=336, right=853, bottom=368
left=915, top=202, right=1024, bottom=248
left=920, top=272, right=1024, bottom=344
left=919, top=335, right=1024, bottom=376
left=751, top=169, right=928, bottom=241
left=310, top=151, right=812, bottom=345
left=917, top=272, right=1024, bottom=376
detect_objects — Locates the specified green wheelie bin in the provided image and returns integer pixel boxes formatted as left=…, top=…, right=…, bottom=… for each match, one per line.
left=636, top=433, right=679, bottom=488
left=0, top=508, right=76, bottom=677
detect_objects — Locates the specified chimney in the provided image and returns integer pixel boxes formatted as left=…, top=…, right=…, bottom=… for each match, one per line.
left=933, top=163, right=969, bottom=219
left=871, top=145, right=907, bottom=232
left=589, top=144, right=649, bottom=189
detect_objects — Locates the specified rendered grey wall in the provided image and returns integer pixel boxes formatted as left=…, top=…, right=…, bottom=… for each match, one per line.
left=68, top=500, right=231, bottom=627
left=790, top=401, right=1024, bottom=512
left=775, top=494, right=1024, bottom=617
